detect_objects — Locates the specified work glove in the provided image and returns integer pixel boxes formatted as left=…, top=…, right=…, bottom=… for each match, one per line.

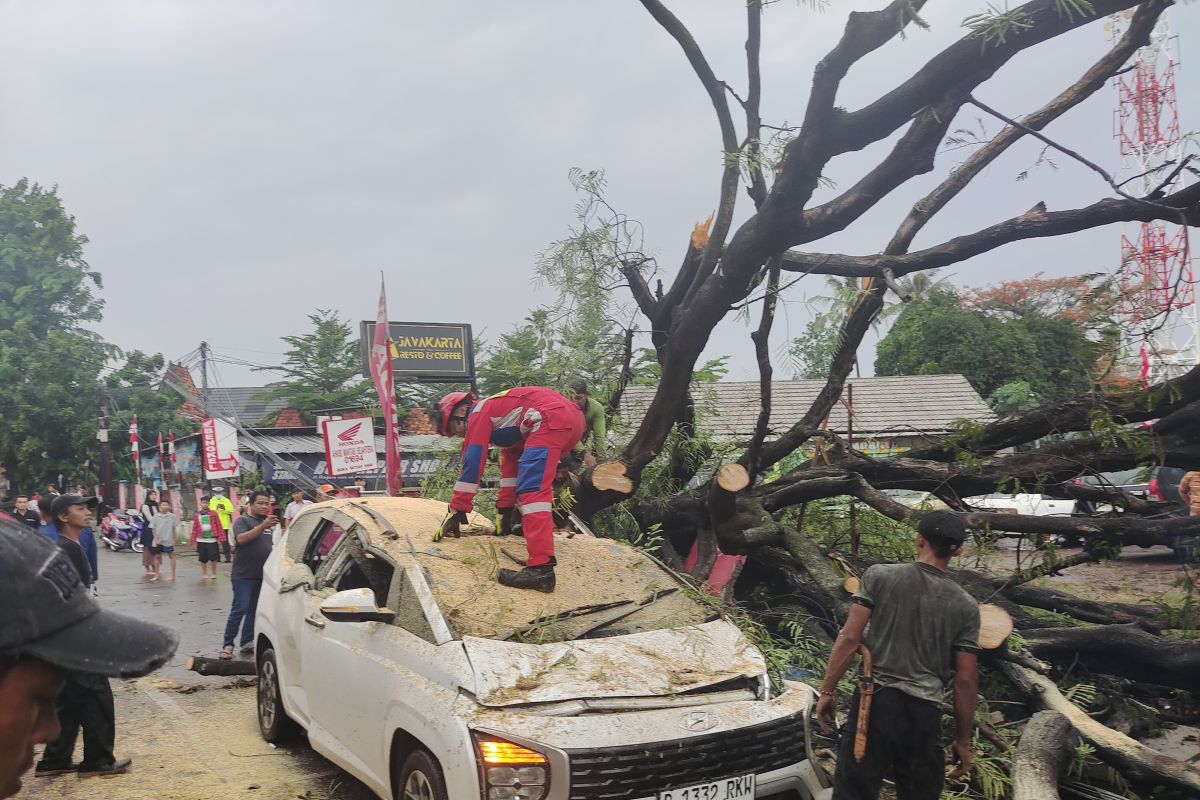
left=495, top=506, right=522, bottom=536
left=433, top=510, right=469, bottom=542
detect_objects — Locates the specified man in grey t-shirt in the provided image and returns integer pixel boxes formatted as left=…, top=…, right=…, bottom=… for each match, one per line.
left=219, top=492, right=278, bottom=660
left=816, top=511, right=980, bottom=800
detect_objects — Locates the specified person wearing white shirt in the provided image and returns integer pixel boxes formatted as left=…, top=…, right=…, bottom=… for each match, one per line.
left=282, top=489, right=312, bottom=531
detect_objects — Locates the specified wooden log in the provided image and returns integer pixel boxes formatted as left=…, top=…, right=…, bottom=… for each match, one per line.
left=186, top=655, right=257, bottom=676
left=715, top=463, right=750, bottom=493
left=999, top=661, right=1200, bottom=795
left=591, top=461, right=634, bottom=494
left=843, top=575, right=860, bottom=594
left=978, top=603, right=1014, bottom=651
left=1013, top=711, right=1074, bottom=800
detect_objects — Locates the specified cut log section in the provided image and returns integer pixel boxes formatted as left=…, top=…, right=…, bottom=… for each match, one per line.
left=843, top=576, right=861, bottom=594
left=999, top=661, right=1200, bottom=795
left=591, top=461, right=634, bottom=494
left=715, top=463, right=750, bottom=493
left=978, top=603, right=1014, bottom=650
left=1013, top=710, right=1074, bottom=800
left=186, top=655, right=257, bottom=677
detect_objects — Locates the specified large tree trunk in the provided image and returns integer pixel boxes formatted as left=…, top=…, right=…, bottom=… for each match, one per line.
left=1022, top=625, right=1200, bottom=693
left=1013, top=710, right=1074, bottom=800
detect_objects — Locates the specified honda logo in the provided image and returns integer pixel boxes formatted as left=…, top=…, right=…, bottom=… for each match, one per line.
left=679, top=710, right=717, bottom=732
left=337, top=422, right=364, bottom=442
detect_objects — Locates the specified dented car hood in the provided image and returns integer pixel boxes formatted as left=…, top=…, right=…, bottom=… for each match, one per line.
left=463, top=619, right=765, bottom=707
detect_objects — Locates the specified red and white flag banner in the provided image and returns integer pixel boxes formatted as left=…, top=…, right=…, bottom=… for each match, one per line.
left=369, top=275, right=403, bottom=495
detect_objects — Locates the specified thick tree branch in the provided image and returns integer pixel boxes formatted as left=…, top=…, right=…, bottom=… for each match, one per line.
left=782, top=181, right=1200, bottom=279
left=886, top=0, right=1168, bottom=253
left=744, top=258, right=780, bottom=479
left=744, top=0, right=767, bottom=208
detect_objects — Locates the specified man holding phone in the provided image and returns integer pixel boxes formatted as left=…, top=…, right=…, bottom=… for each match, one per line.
left=218, top=492, right=278, bottom=660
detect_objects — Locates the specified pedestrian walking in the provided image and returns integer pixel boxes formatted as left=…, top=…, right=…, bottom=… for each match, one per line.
left=208, top=486, right=235, bottom=562
left=0, top=516, right=177, bottom=799
left=816, top=511, right=980, bottom=800
left=219, top=492, right=278, bottom=660
left=190, top=498, right=227, bottom=581
left=150, top=500, right=179, bottom=582
left=282, top=489, right=311, bottom=531
left=35, top=495, right=155, bottom=779
left=139, top=490, right=159, bottom=577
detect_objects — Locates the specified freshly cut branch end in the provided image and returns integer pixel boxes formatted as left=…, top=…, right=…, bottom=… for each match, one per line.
left=978, top=603, right=1014, bottom=651
left=591, top=461, right=634, bottom=494
left=843, top=575, right=861, bottom=594
left=715, top=463, right=751, bottom=493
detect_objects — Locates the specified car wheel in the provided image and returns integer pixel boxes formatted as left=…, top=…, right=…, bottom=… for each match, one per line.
left=256, top=647, right=298, bottom=742
left=397, top=749, right=448, bottom=800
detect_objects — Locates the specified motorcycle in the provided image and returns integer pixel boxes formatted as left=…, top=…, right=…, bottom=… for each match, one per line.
left=100, top=508, right=146, bottom=553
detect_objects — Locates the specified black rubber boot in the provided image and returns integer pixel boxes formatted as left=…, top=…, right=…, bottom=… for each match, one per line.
left=497, top=565, right=556, bottom=593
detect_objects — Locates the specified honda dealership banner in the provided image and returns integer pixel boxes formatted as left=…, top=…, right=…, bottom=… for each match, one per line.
left=262, top=452, right=445, bottom=486
left=201, top=418, right=241, bottom=479
left=322, top=418, right=379, bottom=476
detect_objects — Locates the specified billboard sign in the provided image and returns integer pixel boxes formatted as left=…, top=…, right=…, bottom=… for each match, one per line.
left=201, top=418, right=240, bottom=479
left=322, top=418, right=379, bottom=476
left=360, top=321, right=474, bottom=382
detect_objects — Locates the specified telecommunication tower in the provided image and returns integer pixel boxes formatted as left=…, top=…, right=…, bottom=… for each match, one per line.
left=1108, top=10, right=1197, bottom=383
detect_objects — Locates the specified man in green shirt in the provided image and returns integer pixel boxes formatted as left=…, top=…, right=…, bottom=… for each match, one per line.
left=565, top=379, right=607, bottom=468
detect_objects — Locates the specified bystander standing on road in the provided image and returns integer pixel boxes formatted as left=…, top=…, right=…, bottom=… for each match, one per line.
left=35, top=495, right=147, bottom=778
left=209, top=486, right=235, bottom=563
left=139, top=489, right=159, bottom=577
left=816, top=511, right=980, bottom=800
left=150, top=500, right=179, bottom=582
left=0, top=516, right=177, bottom=799
left=190, top=498, right=226, bottom=581
left=35, top=500, right=99, bottom=591
left=282, top=489, right=311, bottom=531
left=10, top=496, right=41, bottom=531
left=219, top=492, right=278, bottom=660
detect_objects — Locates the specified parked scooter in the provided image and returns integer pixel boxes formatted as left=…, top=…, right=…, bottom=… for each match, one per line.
left=100, top=508, right=146, bottom=553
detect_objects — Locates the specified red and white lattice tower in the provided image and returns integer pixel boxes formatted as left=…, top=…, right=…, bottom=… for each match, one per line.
left=1108, top=10, right=1197, bottom=383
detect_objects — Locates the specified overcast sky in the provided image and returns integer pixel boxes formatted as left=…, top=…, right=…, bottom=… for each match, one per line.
left=3, top=1, right=1197, bottom=390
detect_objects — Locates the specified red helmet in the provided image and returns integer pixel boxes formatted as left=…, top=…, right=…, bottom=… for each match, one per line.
left=437, top=391, right=476, bottom=435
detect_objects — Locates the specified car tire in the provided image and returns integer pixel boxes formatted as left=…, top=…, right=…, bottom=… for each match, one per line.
left=396, top=749, right=448, bottom=800
left=256, top=647, right=299, bottom=743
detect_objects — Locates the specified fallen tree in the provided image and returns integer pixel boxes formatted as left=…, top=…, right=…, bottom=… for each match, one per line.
left=503, top=2, right=1200, bottom=796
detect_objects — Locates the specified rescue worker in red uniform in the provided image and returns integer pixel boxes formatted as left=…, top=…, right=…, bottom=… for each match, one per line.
left=435, top=386, right=585, bottom=592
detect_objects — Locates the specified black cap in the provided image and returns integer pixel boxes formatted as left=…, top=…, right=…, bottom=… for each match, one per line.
left=0, top=519, right=178, bottom=677
left=566, top=378, right=587, bottom=396
left=48, top=494, right=99, bottom=521
left=917, top=511, right=967, bottom=545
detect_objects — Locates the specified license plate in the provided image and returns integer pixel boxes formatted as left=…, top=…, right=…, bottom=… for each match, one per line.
left=658, top=774, right=756, bottom=800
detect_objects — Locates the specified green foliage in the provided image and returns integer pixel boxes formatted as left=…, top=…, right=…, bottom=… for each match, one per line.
left=1068, top=741, right=1097, bottom=780
left=630, top=347, right=729, bottom=386
left=963, top=4, right=1034, bottom=49
left=875, top=289, right=1099, bottom=404
left=986, top=380, right=1040, bottom=414
left=799, top=498, right=919, bottom=563
left=0, top=180, right=117, bottom=491
left=255, top=310, right=372, bottom=424
left=787, top=315, right=840, bottom=379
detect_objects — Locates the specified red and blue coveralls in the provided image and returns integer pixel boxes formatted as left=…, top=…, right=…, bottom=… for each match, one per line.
left=450, top=386, right=585, bottom=567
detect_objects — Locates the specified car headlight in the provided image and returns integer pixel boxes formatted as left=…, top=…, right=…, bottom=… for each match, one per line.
left=473, top=734, right=549, bottom=800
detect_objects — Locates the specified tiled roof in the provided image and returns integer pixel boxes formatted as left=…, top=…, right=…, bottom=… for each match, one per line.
left=618, top=375, right=995, bottom=442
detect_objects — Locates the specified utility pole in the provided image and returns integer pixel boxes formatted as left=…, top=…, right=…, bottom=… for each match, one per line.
left=199, top=341, right=209, bottom=418
left=97, top=382, right=115, bottom=514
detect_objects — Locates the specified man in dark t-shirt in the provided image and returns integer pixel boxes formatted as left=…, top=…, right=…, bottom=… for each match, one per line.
left=816, top=511, right=981, bottom=800
left=220, top=491, right=278, bottom=660
left=11, top=496, right=40, bottom=531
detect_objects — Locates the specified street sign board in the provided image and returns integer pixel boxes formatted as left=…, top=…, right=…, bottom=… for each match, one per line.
left=322, top=417, right=379, bottom=476
left=360, top=321, right=474, bottom=382
left=201, top=418, right=240, bottom=479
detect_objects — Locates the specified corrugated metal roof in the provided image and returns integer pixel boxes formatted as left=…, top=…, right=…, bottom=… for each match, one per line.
left=618, top=375, right=995, bottom=442
left=199, top=387, right=291, bottom=425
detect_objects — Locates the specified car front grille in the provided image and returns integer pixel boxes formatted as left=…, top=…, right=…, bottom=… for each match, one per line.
left=564, top=713, right=805, bottom=800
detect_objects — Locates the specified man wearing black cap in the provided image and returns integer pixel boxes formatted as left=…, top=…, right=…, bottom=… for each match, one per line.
left=815, top=511, right=981, bottom=800
left=0, top=517, right=177, bottom=797
left=30, top=495, right=170, bottom=779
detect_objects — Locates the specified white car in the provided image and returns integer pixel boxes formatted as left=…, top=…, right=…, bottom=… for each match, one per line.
left=254, top=497, right=831, bottom=800
left=965, top=493, right=1076, bottom=516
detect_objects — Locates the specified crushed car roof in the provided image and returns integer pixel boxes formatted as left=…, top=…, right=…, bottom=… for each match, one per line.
left=328, top=497, right=709, bottom=640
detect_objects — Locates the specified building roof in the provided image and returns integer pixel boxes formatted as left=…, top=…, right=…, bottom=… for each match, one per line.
left=239, top=432, right=451, bottom=455
left=198, top=387, right=293, bottom=426
left=618, top=375, right=995, bottom=443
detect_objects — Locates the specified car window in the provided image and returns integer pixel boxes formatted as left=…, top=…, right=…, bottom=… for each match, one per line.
left=315, top=531, right=395, bottom=606
left=387, top=568, right=437, bottom=643
left=303, top=519, right=349, bottom=573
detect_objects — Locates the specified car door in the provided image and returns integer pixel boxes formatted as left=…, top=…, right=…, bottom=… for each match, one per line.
left=270, top=511, right=329, bottom=725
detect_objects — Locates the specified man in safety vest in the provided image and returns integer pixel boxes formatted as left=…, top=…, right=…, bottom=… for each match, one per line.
left=435, top=386, right=584, bottom=592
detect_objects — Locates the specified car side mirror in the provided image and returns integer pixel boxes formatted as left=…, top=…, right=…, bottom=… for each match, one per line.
left=319, top=588, right=396, bottom=624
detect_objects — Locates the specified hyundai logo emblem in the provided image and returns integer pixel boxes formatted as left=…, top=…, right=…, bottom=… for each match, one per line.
left=679, top=710, right=718, bottom=732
